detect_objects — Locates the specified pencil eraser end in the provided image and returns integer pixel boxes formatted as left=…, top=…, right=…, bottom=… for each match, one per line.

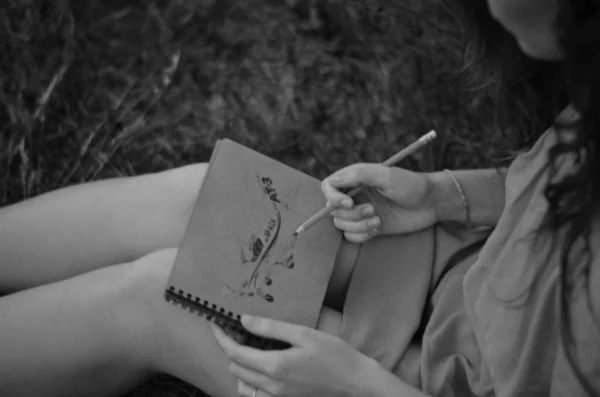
left=421, top=130, right=437, bottom=144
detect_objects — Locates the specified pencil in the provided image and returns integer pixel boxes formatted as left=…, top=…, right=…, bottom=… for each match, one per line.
left=294, top=130, right=437, bottom=236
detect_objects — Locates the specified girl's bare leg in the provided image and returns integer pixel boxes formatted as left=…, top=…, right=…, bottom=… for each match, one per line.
left=0, top=261, right=147, bottom=397
left=0, top=248, right=345, bottom=397
left=0, top=164, right=206, bottom=293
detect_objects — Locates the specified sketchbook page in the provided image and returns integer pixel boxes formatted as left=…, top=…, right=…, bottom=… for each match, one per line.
left=167, top=139, right=342, bottom=328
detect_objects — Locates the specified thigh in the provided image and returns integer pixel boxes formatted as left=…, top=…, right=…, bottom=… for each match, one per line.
left=323, top=223, right=491, bottom=313
left=334, top=224, right=490, bottom=371
left=0, top=261, right=148, bottom=397
left=0, top=163, right=208, bottom=293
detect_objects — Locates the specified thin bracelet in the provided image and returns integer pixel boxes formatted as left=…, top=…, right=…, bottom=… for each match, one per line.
left=443, top=169, right=471, bottom=229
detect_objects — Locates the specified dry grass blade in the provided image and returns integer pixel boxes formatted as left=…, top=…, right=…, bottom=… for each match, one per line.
left=33, top=62, right=71, bottom=121
left=85, top=49, right=181, bottom=181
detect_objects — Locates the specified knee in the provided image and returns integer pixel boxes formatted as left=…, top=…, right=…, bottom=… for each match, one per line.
left=128, top=248, right=179, bottom=284
left=109, top=249, right=179, bottom=367
left=142, top=163, right=208, bottom=229
left=160, top=163, right=208, bottom=205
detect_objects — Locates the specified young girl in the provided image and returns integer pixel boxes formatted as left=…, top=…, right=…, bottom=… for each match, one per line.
left=1, top=1, right=598, bottom=396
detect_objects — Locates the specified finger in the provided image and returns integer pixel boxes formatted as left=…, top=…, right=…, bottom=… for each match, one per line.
left=230, top=362, right=280, bottom=395
left=211, top=323, right=270, bottom=369
left=344, top=231, right=376, bottom=244
left=218, top=323, right=249, bottom=345
left=330, top=203, right=374, bottom=222
left=237, top=379, right=274, bottom=397
left=333, top=216, right=380, bottom=234
left=241, top=315, right=311, bottom=346
left=321, top=178, right=353, bottom=209
left=329, top=163, right=391, bottom=190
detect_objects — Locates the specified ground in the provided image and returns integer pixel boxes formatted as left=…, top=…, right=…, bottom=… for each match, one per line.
left=1, top=0, right=502, bottom=396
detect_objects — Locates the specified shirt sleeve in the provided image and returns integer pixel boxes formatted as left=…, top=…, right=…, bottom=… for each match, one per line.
left=550, top=248, right=600, bottom=397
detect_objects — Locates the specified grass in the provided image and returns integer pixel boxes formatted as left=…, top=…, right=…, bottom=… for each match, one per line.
left=1, top=0, right=502, bottom=396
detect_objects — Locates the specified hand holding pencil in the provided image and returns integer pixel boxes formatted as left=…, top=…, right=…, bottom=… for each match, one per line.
left=295, top=130, right=438, bottom=243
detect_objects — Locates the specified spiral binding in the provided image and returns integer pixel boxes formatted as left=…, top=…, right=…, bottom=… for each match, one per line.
left=164, top=286, right=290, bottom=351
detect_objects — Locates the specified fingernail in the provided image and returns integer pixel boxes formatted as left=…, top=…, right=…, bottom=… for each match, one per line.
left=362, top=206, right=374, bottom=216
left=331, top=174, right=344, bottom=184
left=368, top=217, right=380, bottom=228
left=342, top=198, right=353, bottom=208
left=369, top=228, right=379, bottom=236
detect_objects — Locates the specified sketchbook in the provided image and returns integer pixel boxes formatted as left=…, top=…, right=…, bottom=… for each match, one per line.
left=165, top=139, right=342, bottom=350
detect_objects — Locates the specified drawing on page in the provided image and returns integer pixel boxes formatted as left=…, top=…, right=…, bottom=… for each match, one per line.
left=224, top=175, right=300, bottom=302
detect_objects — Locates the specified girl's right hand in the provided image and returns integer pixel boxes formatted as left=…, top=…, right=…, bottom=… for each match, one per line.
left=321, top=163, right=439, bottom=243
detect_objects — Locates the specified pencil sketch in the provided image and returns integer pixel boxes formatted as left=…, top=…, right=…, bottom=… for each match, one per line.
left=224, top=175, right=300, bottom=302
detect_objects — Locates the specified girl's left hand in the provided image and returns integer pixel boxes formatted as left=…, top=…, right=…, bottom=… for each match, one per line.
left=211, top=315, right=373, bottom=397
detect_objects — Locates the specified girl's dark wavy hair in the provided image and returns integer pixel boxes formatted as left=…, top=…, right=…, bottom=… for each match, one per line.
left=446, top=0, right=600, bottom=394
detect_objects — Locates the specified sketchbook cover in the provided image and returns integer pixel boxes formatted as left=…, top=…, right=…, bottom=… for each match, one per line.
left=166, top=139, right=342, bottom=328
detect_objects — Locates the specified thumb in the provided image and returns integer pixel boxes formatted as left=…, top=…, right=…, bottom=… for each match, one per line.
left=330, top=163, right=390, bottom=190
